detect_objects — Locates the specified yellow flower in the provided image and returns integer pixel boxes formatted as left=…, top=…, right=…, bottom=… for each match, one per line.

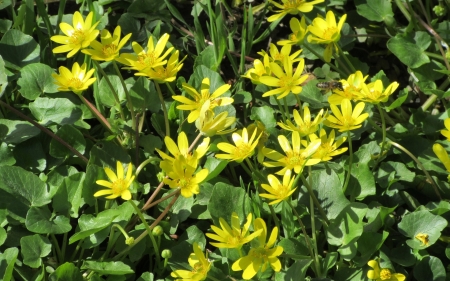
left=155, top=131, right=210, bottom=168
left=51, top=11, right=100, bottom=58
left=206, top=212, right=262, bottom=249
left=137, top=50, right=186, bottom=83
left=116, top=33, right=173, bottom=72
left=95, top=161, right=135, bottom=200
left=432, top=143, right=450, bottom=181
left=415, top=233, right=429, bottom=246
left=441, top=118, right=450, bottom=140
left=268, top=0, right=325, bottom=22
left=231, top=218, right=283, bottom=280
left=246, top=121, right=269, bottom=163
left=357, top=80, right=400, bottom=104
left=171, top=242, right=211, bottom=281
left=257, top=43, right=303, bottom=65
left=263, top=131, right=321, bottom=175
left=367, top=260, right=405, bottom=281
left=324, top=99, right=369, bottom=132
left=277, top=106, right=325, bottom=136
left=259, top=170, right=297, bottom=205
left=306, top=129, right=348, bottom=161
left=328, top=70, right=369, bottom=105
left=52, top=62, right=96, bottom=95
left=242, top=54, right=271, bottom=84
left=259, top=58, right=309, bottom=99
left=216, top=127, right=261, bottom=163
left=81, top=26, right=131, bottom=61
left=173, top=78, right=233, bottom=123
left=277, top=17, right=308, bottom=46
left=307, top=11, right=347, bottom=62
left=195, top=110, right=236, bottom=137
left=161, top=161, right=209, bottom=198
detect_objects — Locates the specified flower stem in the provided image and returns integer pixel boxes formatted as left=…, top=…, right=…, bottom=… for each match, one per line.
left=136, top=157, right=161, bottom=177
left=308, top=167, right=322, bottom=277
left=302, top=43, right=346, bottom=77
left=374, top=104, right=388, bottom=168
left=336, top=44, right=357, bottom=74
left=93, top=60, right=125, bottom=120
left=388, top=141, right=442, bottom=199
left=113, top=61, right=136, bottom=130
left=300, top=175, right=330, bottom=226
left=342, top=130, right=353, bottom=193
left=155, top=82, right=170, bottom=138
left=275, top=98, right=287, bottom=123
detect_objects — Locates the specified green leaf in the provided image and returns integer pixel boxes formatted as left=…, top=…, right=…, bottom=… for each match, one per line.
left=233, top=91, right=252, bottom=104
left=29, top=97, right=82, bottom=126
left=98, top=75, right=125, bottom=108
left=0, top=227, right=6, bottom=247
left=0, top=166, right=50, bottom=206
left=139, top=134, right=163, bottom=154
left=137, top=272, right=155, bottom=281
left=25, top=206, right=72, bottom=234
left=81, top=261, right=134, bottom=275
left=0, top=247, right=19, bottom=281
left=327, top=203, right=368, bottom=259
left=321, top=252, right=339, bottom=276
left=49, top=262, right=84, bottom=281
left=117, top=13, right=142, bottom=42
left=203, top=157, right=227, bottom=182
left=387, top=34, right=430, bottom=69
left=52, top=172, right=85, bottom=218
left=250, top=105, right=276, bottom=129
left=283, top=260, right=313, bottom=281
left=347, top=159, right=376, bottom=200
left=0, top=55, right=7, bottom=97
left=0, top=29, right=40, bottom=70
left=413, top=256, right=446, bottom=281
left=0, top=142, right=15, bottom=166
left=356, top=0, right=394, bottom=22
left=13, top=138, right=46, bottom=172
left=385, top=88, right=408, bottom=111
left=17, top=63, right=58, bottom=100
left=353, top=231, right=389, bottom=267
left=89, top=141, right=131, bottom=168
left=377, top=161, right=415, bottom=189
left=309, top=169, right=350, bottom=220
left=129, top=77, right=159, bottom=112
left=0, top=119, right=40, bottom=144
left=398, top=210, right=447, bottom=249
left=278, top=237, right=309, bottom=257
left=191, top=65, right=230, bottom=95
left=170, top=225, right=206, bottom=265
left=68, top=209, right=120, bottom=244
left=50, top=125, right=86, bottom=159
left=20, top=234, right=51, bottom=268
left=208, top=182, right=252, bottom=226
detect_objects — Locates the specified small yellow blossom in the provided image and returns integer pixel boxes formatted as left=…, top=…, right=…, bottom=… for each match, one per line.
left=216, top=127, right=261, bottom=163
left=307, top=11, right=347, bottom=62
left=278, top=106, right=325, bottom=136
left=278, top=17, right=308, bottom=46
left=415, top=233, right=429, bottom=246
left=171, top=242, right=211, bottom=281
left=324, top=98, right=369, bottom=132
left=173, top=78, right=233, bottom=123
left=81, top=26, right=131, bottom=61
left=206, top=212, right=262, bottom=249
left=441, top=118, right=450, bottom=140
left=328, top=70, right=369, bottom=105
left=367, top=260, right=405, bottom=281
left=263, top=131, right=321, bottom=175
left=432, top=143, right=450, bottom=181
left=95, top=161, right=135, bottom=200
left=306, top=129, right=348, bottom=161
left=116, top=33, right=173, bottom=72
left=52, top=62, right=96, bottom=95
left=155, top=131, right=210, bottom=168
left=357, top=80, right=399, bottom=104
left=259, top=57, right=309, bottom=99
left=136, top=50, right=186, bottom=83
left=242, top=54, right=271, bottom=84
left=246, top=121, right=269, bottom=163
left=231, top=218, right=283, bottom=280
left=260, top=170, right=297, bottom=205
left=161, top=161, right=209, bottom=198
left=268, top=0, right=325, bottom=22
left=195, top=110, right=236, bottom=137
left=51, top=11, right=100, bottom=58
left=257, top=43, right=303, bottom=65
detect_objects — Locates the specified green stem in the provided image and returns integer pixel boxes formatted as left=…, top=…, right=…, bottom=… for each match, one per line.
left=155, top=82, right=170, bottom=138
left=136, top=157, right=161, bottom=177
left=93, top=60, right=125, bottom=120
left=302, top=44, right=346, bottom=77
left=79, top=95, right=114, bottom=133
left=113, top=61, right=136, bottom=130
left=60, top=232, right=67, bottom=263
left=275, top=97, right=287, bottom=123
left=308, top=167, right=322, bottom=277
left=295, top=94, right=302, bottom=108
left=374, top=104, right=388, bottom=168
left=165, top=82, right=176, bottom=96
left=54, top=0, right=67, bottom=35
left=129, top=200, right=161, bottom=264
left=300, top=175, right=330, bottom=226
left=50, top=234, right=63, bottom=263
left=388, top=141, right=442, bottom=199
left=342, top=130, right=353, bottom=194
left=336, top=44, right=356, bottom=74
left=239, top=161, right=253, bottom=177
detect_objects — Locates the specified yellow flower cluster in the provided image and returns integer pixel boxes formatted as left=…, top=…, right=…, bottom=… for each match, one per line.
left=433, top=117, right=450, bottom=182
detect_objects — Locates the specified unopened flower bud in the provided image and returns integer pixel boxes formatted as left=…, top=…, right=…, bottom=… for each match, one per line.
left=161, top=249, right=172, bottom=259
left=152, top=225, right=164, bottom=237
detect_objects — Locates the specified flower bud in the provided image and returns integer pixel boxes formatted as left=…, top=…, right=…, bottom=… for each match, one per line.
left=152, top=225, right=164, bottom=237
left=161, top=249, right=172, bottom=259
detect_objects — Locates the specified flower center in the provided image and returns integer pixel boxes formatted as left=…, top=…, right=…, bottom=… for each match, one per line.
left=137, top=52, right=157, bottom=69
left=380, top=268, right=392, bottom=280
left=322, top=27, right=338, bottom=40
left=178, top=177, right=192, bottom=190
left=284, top=0, right=304, bottom=9
left=275, top=183, right=290, bottom=198
left=234, top=143, right=252, bottom=159
left=279, top=76, right=295, bottom=89
left=102, top=44, right=118, bottom=58
left=69, top=29, right=87, bottom=44
left=111, top=178, right=127, bottom=194
left=68, top=77, right=84, bottom=89
left=285, top=151, right=304, bottom=168
left=251, top=247, right=269, bottom=259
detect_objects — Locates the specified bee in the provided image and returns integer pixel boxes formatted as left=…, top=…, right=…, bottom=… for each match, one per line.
left=316, top=81, right=344, bottom=93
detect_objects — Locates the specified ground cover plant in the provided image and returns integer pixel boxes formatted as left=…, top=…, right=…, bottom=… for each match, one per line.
left=1, top=0, right=450, bottom=280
